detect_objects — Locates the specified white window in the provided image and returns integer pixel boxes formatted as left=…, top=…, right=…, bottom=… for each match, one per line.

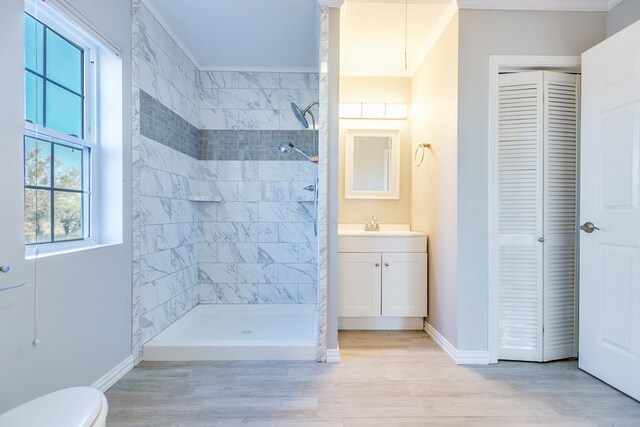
left=23, top=5, right=99, bottom=251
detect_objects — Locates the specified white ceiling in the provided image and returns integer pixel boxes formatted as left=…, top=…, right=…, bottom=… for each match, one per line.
left=144, top=0, right=320, bottom=72
left=143, top=0, right=619, bottom=74
left=340, top=0, right=455, bottom=77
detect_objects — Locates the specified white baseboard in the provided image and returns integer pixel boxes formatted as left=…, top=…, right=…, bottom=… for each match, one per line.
left=326, top=346, right=341, bottom=363
left=91, top=355, right=134, bottom=392
left=424, top=322, right=490, bottom=365
left=339, top=317, right=424, bottom=330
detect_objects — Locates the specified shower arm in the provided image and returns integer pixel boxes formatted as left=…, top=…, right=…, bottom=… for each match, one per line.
left=307, top=107, right=318, bottom=164
left=303, top=101, right=319, bottom=115
left=292, top=146, right=311, bottom=161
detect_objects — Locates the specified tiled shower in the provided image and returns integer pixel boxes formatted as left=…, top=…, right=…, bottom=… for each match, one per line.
left=131, top=0, right=319, bottom=355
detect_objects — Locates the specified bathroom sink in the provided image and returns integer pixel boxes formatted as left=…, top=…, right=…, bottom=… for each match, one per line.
left=338, top=224, right=427, bottom=237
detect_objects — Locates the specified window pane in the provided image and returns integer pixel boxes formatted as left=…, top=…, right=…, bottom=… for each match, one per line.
left=24, top=137, right=51, bottom=187
left=53, top=191, right=82, bottom=241
left=24, top=188, right=52, bottom=244
left=25, top=71, right=44, bottom=126
left=24, top=14, right=44, bottom=74
left=54, top=144, right=83, bottom=190
left=45, top=28, right=83, bottom=94
left=45, top=82, right=82, bottom=137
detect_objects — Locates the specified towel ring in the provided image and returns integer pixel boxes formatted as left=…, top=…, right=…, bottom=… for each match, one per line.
left=414, top=143, right=431, bottom=166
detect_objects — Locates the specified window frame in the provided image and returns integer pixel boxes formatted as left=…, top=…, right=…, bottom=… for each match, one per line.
left=23, top=2, right=100, bottom=256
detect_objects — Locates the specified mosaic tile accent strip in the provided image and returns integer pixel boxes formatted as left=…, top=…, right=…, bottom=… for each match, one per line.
left=199, top=129, right=318, bottom=161
left=140, top=90, right=200, bottom=159
left=140, top=90, right=317, bottom=162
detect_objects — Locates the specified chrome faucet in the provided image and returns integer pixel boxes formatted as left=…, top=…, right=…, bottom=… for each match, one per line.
left=365, top=216, right=380, bottom=232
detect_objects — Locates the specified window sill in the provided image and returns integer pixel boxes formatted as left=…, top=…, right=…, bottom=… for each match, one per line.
left=25, top=241, right=122, bottom=260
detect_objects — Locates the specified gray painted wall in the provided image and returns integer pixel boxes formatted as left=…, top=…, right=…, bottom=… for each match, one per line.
left=456, top=9, right=606, bottom=351
left=608, top=0, right=640, bottom=37
left=0, top=0, right=132, bottom=411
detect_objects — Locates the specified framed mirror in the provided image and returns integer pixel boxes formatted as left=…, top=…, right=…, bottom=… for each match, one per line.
left=345, top=129, right=400, bottom=199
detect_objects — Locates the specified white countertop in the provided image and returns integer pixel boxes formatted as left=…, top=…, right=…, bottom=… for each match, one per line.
left=338, top=224, right=427, bottom=237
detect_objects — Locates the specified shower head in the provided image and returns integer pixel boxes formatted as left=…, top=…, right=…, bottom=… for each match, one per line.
left=278, top=141, right=317, bottom=163
left=278, top=141, right=295, bottom=153
left=291, top=102, right=309, bottom=129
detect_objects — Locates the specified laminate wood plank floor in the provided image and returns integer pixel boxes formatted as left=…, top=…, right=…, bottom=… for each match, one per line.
left=106, top=331, right=640, bottom=426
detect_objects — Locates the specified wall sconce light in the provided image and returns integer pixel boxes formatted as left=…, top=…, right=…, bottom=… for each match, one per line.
left=339, top=103, right=408, bottom=120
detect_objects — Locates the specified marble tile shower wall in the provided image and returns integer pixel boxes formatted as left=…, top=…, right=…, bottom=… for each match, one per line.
left=196, top=71, right=320, bottom=305
left=138, top=136, right=200, bottom=342
left=133, top=0, right=200, bottom=346
left=198, top=160, right=318, bottom=305
left=137, top=3, right=199, bottom=127
left=198, top=71, right=319, bottom=130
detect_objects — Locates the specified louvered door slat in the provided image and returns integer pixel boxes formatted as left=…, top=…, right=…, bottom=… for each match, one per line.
left=543, top=71, right=579, bottom=361
left=497, top=71, right=578, bottom=363
left=497, top=71, right=544, bottom=361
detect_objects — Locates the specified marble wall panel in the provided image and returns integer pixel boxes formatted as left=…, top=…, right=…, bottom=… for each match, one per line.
left=198, top=71, right=319, bottom=131
left=197, top=160, right=317, bottom=305
left=138, top=3, right=198, bottom=127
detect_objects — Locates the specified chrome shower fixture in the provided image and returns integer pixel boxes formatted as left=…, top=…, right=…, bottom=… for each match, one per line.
left=291, top=101, right=318, bottom=129
left=278, top=141, right=318, bottom=164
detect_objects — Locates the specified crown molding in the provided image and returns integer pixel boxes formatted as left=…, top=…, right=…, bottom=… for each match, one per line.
left=608, top=0, right=625, bottom=9
left=140, top=0, right=202, bottom=69
left=318, top=0, right=345, bottom=7
left=199, top=65, right=319, bottom=73
left=411, top=0, right=458, bottom=75
left=457, top=0, right=615, bottom=12
left=340, top=67, right=413, bottom=77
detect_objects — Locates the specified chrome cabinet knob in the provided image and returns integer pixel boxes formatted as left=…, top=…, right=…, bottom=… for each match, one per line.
left=579, top=221, right=600, bottom=233
left=385, top=263, right=390, bottom=267
left=1, top=265, right=10, bottom=273
left=375, top=263, right=380, bottom=267
left=538, top=237, right=545, bottom=243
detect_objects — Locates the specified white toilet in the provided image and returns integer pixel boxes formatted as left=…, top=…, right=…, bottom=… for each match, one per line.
left=0, top=387, right=108, bottom=427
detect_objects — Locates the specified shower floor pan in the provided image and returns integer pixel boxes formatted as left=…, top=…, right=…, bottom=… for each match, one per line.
left=143, top=304, right=317, bottom=361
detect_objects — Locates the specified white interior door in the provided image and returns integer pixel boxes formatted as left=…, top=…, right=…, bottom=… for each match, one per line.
left=542, top=71, right=579, bottom=361
left=497, top=71, right=545, bottom=361
left=580, top=19, right=640, bottom=401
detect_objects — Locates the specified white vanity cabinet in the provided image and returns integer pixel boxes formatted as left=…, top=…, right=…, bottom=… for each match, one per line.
left=338, top=226, right=428, bottom=330
left=381, top=252, right=427, bottom=317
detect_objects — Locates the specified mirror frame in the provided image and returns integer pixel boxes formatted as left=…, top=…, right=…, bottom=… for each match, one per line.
left=345, top=128, right=400, bottom=200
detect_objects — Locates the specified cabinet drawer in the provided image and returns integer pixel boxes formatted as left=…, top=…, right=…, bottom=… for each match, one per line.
left=338, top=236, right=427, bottom=253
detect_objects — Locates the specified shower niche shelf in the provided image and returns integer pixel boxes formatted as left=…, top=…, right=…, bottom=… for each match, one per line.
left=187, top=182, right=223, bottom=202
left=188, top=195, right=222, bottom=202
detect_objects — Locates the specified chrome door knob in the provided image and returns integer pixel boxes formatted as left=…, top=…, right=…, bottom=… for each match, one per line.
left=579, top=221, right=600, bottom=233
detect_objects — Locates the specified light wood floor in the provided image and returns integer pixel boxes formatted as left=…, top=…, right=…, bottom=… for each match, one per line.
left=106, top=331, right=640, bottom=426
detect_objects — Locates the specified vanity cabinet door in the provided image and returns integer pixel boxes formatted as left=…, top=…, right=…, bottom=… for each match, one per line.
left=382, top=253, right=427, bottom=317
left=338, top=252, right=382, bottom=317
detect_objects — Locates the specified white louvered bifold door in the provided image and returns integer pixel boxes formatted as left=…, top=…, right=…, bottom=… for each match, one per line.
left=497, top=71, right=545, bottom=361
left=497, top=71, right=579, bottom=362
left=542, top=71, right=579, bottom=361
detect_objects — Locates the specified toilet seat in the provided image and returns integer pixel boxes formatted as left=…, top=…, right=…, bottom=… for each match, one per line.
left=0, top=387, right=108, bottom=427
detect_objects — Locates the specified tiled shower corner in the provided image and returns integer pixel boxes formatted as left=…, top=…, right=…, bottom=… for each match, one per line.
left=132, top=0, right=321, bottom=354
